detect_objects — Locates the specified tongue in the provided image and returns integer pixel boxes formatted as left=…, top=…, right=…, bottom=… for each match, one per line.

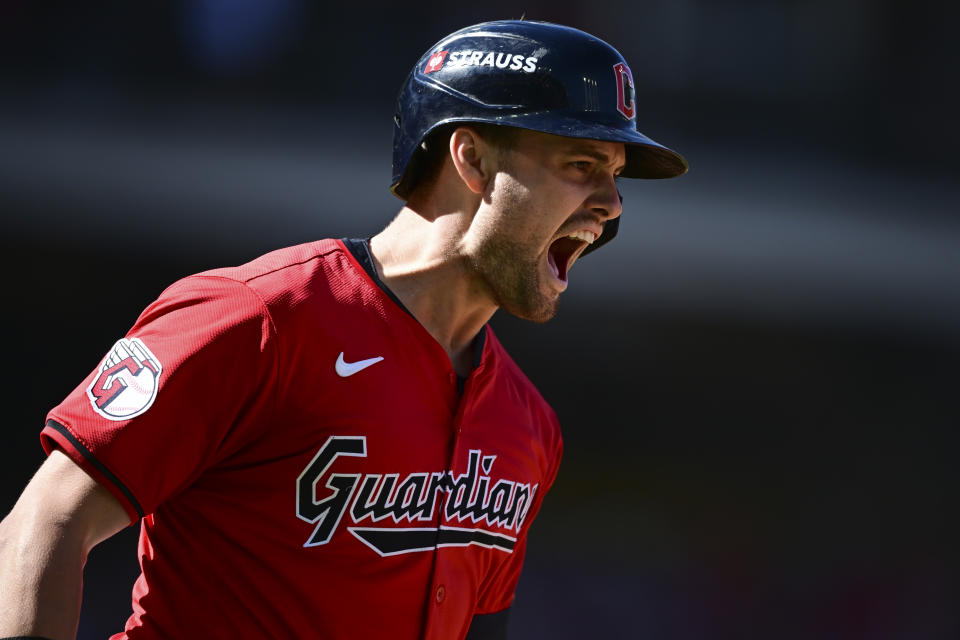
left=547, top=251, right=562, bottom=280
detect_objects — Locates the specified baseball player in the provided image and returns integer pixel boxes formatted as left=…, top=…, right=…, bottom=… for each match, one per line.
left=0, top=20, right=686, bottom=640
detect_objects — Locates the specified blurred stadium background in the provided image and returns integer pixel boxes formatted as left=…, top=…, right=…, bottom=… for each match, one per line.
left=1, top=1, right=957, bottom=638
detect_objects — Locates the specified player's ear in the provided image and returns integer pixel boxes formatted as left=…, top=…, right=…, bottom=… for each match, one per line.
left=449, top=127, right=493, bottom=195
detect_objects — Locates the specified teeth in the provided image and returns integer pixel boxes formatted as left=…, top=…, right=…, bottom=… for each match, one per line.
left=567, top=230, right=598, bottom=244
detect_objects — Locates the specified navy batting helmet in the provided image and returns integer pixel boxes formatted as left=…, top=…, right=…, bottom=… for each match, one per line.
left=391, top=20, right=688, bottom=254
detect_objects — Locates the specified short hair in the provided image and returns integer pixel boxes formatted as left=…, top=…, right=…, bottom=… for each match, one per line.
left=398, top=123, right=519, bottom=200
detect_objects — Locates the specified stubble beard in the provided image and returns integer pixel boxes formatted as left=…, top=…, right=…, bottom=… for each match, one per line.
left=469, top=234, right=559, bottom=323
left=471, top=152, right=561, bottom=323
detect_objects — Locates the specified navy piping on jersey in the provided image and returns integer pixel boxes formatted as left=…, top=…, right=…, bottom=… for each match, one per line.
left=342, top=238, right=487, bottom=382
left=45, top=419, right=145, bottom=519
left=343, top=237, right=415, bottom=319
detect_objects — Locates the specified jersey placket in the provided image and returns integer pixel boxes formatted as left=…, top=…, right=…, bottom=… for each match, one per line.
left=421, top=356, right=487, bottom=640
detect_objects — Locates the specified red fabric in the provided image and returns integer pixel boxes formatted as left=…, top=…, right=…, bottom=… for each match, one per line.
left=42, top=239, right=562, bottom=640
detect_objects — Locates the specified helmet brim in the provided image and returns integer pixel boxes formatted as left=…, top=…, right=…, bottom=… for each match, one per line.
left=412, top=114, right=688, bottom=182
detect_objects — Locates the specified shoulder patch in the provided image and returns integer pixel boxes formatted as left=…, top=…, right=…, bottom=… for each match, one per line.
left=86, top=337, right=163, bottom=421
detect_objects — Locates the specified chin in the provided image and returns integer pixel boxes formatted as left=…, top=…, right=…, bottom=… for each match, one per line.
left=520, top=305, right=559, bottom=324
left=471, top=238, right=561, bottom=322
left=499, top=287, right=560, bottom=324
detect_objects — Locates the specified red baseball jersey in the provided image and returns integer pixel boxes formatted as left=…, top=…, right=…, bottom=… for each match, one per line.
left=42, top=238, right=563, bottom=640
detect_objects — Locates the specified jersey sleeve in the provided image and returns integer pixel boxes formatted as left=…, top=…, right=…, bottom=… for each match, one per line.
left=41, top=274, right=279, bottom=523
left=474, top=426, right=563, bottom=615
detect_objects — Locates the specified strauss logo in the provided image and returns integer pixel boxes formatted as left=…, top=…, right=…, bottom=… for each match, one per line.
left=424, top=50, right=448, bottom=74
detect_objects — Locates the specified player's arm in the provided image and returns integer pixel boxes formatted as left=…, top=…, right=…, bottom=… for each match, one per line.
left=0, top=449, right=130, bottom=640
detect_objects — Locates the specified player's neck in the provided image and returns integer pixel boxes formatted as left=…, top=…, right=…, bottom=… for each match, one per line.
left=370, top=208, right=496, bottom=376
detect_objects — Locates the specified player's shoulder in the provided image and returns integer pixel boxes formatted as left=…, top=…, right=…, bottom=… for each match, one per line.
left=483, top=326, right=560, bottom=427
left=198, top=238, right=344, bottom=285
left=147, top=239, right=360, bottom=320
left=482, top=327, right=563, bottom=469
left=184, top=238, right=361, bottom=300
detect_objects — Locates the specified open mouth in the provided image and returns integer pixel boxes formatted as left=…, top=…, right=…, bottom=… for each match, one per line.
left=547, top=230, right=597, bottom=282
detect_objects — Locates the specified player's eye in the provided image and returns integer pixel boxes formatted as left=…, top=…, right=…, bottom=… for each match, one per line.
left=570, top=161, right=592, bottom=172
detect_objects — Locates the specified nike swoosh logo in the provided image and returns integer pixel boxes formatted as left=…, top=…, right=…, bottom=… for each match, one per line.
left=336, top=352, right=385, bottom=377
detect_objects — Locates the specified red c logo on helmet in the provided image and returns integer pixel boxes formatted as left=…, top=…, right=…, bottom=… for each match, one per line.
left=613, top=62, right=635, bottom=120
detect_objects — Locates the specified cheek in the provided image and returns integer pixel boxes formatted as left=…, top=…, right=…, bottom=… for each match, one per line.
left=489, top=172, right=533, bottom=210
left=487, top=170, right=583, bottom=242
left=484, top=178, right=537, bottom=233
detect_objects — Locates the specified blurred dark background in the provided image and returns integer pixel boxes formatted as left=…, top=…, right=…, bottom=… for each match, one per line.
left=1, top=1, right=957, bottom=638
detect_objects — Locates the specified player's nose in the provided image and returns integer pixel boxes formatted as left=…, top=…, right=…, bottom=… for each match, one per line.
left=587, top=172, right=623, bottom=222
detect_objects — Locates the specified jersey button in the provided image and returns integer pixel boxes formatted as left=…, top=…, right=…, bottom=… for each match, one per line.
left=435, top=584, right=446, bottom=604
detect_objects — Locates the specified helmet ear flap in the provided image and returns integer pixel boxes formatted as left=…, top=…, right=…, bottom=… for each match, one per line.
left=583, top=214, right=620, bottom=256
left=581, top=190, right=622, bottom=255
